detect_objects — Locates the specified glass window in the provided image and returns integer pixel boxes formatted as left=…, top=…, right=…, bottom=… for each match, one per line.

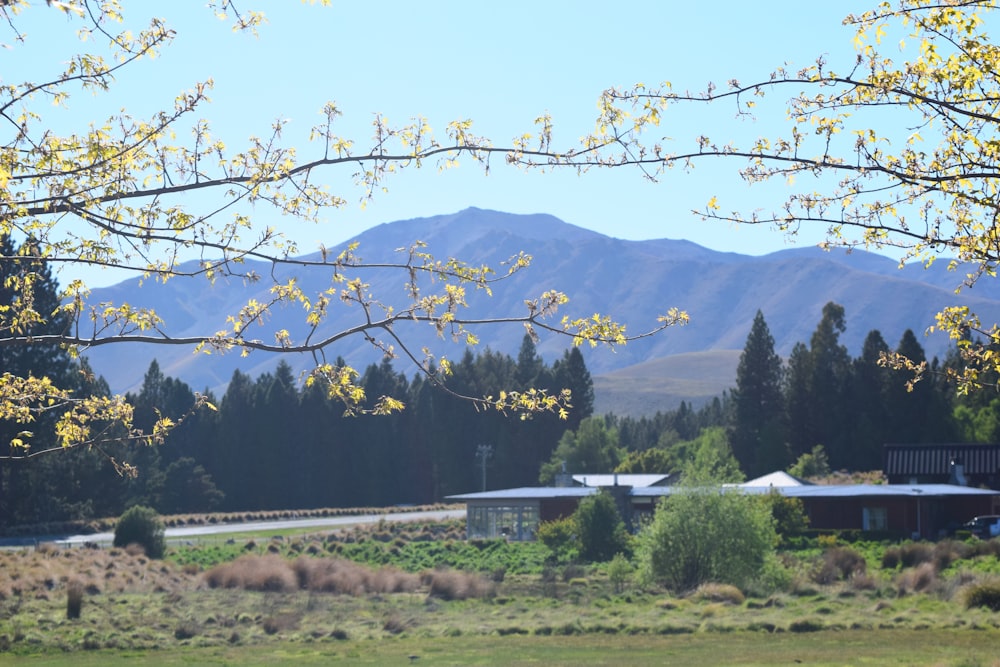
left=863, top=506, right=888, bottom=531
left=465, top=503, right=540, bottom=540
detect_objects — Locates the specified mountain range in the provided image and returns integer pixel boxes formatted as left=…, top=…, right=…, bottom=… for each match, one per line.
left=78, top=208, right=1000, bottom=416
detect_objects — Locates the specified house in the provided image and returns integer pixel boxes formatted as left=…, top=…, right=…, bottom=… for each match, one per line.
left=450, top=473, right=671, bottom=540
left=448, top=472, right=1000, bottom=541
left=884, top=443, right=1000, bottom=489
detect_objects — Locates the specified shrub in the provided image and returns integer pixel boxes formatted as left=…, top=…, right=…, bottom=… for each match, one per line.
left=607, top=553, right=633, bottom=594
left=536, top=517, right=578, bottom=562
left=66, top=580, right=83, bottom=620
left=561, top=563, right=586, bottom=582
left=963, top=580, right=1000, bottom=611
left=816, top=534, right=838, bottom=549
left=637, top=486, right=777, bottom=593
left=574, top=490, right=630, bottom=563
left=113, top=506, right=165, bottom=559
left=763, top=492, right=809, bottom=537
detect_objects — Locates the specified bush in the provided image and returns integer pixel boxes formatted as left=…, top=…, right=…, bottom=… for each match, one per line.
left=763, top=492, right=809, bottom=537
left=637, top=486, right=778, bottom=593
left=113, top=505, right=165, bottom=559
left=536, top=517, right=577, bottom=562
left=963, top=580, right=1000, bottom=611
left=606, top=553, right=633, bottom=594
left=574, top=491, right=630, bottom=563
left=66, top=580, right=83, bottom=620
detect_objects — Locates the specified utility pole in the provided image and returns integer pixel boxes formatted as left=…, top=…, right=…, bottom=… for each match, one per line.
left=475, top=443, right=493, bottom=492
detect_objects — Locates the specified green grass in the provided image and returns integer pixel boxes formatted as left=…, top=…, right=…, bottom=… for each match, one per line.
left=5, top=630, right=1000, bottom=666
left=8, top=522, right=1000, bottom=665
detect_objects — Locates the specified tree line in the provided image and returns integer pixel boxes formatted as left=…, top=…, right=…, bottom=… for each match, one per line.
left=2, top=228, right=998, bottom=528
left=0, top=319, right=595, bottom=527
left=535, top=302, right=999, bottom=488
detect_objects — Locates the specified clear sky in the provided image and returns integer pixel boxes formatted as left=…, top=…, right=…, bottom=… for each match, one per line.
left=14, top=1, right=875, bottom=286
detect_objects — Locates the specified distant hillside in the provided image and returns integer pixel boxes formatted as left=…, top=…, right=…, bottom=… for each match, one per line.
left=79, top=208, right=1000, bottom=401
left=593, top=350, right=741, bottom=418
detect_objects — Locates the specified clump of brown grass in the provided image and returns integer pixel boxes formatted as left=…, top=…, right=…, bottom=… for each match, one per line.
left=962, top=578, right=1000, bottom=611
left=895, top=562, right=940, bottom=595
left=689, top=583, right=745, bottom=605
left=0, top=546, right=189, bottom=601
left=813, top=546, right=867, bottom=584
left=262, top=612, right=300, bottom=635
left=123, top=543, right=146, bottom=558
left=291, top=557, right=418, bottom=595
left=932, top=539, right=972, bottom=571
left=422, top=568, right=494, bottom=601
left=846, top=571, right=879, bottom=592
left=884, top=540, right=968, bottom=573
left=204, top=555, right=297, bottom=592
left=204, top=555, right=422, bottom=596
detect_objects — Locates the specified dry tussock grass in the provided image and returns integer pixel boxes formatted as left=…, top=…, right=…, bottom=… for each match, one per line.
left=689, top=583, right=745, bottom=605
left=292, top=557, right=419, bottom=594
left=813, top=546, right=867, bottom=584
left=203, top=554, right=297, bottom=592
left=895, top=562, right=940, bottom=595
left=204, top=555, right=425, bottom=595
left=0, top=546, right=192, bottom=601
left=423, top=569, right=494, bottom=601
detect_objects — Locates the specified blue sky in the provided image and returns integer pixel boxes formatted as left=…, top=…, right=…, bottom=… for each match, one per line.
left=15, top=1, right=874, bottom=286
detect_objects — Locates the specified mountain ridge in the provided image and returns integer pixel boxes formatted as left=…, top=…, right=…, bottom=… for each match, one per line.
left=78, top=208, right=1000, bottom=409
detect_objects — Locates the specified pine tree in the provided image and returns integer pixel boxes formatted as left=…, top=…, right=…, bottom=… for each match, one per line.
left=784, top=342, right=813, bottom=460
left=553, top=347, right=595, bottom=431
left=729, top=311, right=786, bottom=476
left=0, top=235, right=81, bottom=525
left=785, top=303, right=853, bottom=467
left=887, top=330, right=955, bottom=443
left=848, top=330, right=892, bottom=470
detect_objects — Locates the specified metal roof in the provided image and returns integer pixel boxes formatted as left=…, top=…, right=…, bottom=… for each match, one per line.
left=571, top=473, right=671, bottom=488
left=447, top=487, right=598, bottom=501
left=884, top=443, right=1000, bottom=475
left=450, top=483, right=999, bottom=502
left=741, top=471, right=811, bottom=487
left=630, top=483, right=1000, bottom=499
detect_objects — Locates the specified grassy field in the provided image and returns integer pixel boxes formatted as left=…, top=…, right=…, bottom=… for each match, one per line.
left=3, top=519, right=1000, bottom=665
left=5, top=630, right=1000, bottom=666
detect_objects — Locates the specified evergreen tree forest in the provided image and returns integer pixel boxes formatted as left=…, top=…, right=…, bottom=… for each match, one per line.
left=2, top=232, right=997, bottom=529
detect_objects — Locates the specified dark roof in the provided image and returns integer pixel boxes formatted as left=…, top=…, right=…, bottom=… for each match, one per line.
left=884, top=443, right=1000, bottom=476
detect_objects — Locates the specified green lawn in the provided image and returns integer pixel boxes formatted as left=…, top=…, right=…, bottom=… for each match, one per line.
left=4, top=630, right=999, bottom=666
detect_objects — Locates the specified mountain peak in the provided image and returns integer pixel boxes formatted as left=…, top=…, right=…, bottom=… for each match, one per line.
left=80, top=210, right=1000, bottom=396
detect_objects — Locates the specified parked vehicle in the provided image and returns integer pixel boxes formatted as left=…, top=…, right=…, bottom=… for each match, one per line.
left=963, top=515, right=1000, bottom=539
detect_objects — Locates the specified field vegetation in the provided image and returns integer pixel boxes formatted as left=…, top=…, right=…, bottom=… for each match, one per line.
left=2, top=517, right=1000, bottom=664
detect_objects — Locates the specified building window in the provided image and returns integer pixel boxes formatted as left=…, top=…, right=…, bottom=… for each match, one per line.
left=863, top=506, right=888, bottom=531
left=467, top=504, right=540, bottom=540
